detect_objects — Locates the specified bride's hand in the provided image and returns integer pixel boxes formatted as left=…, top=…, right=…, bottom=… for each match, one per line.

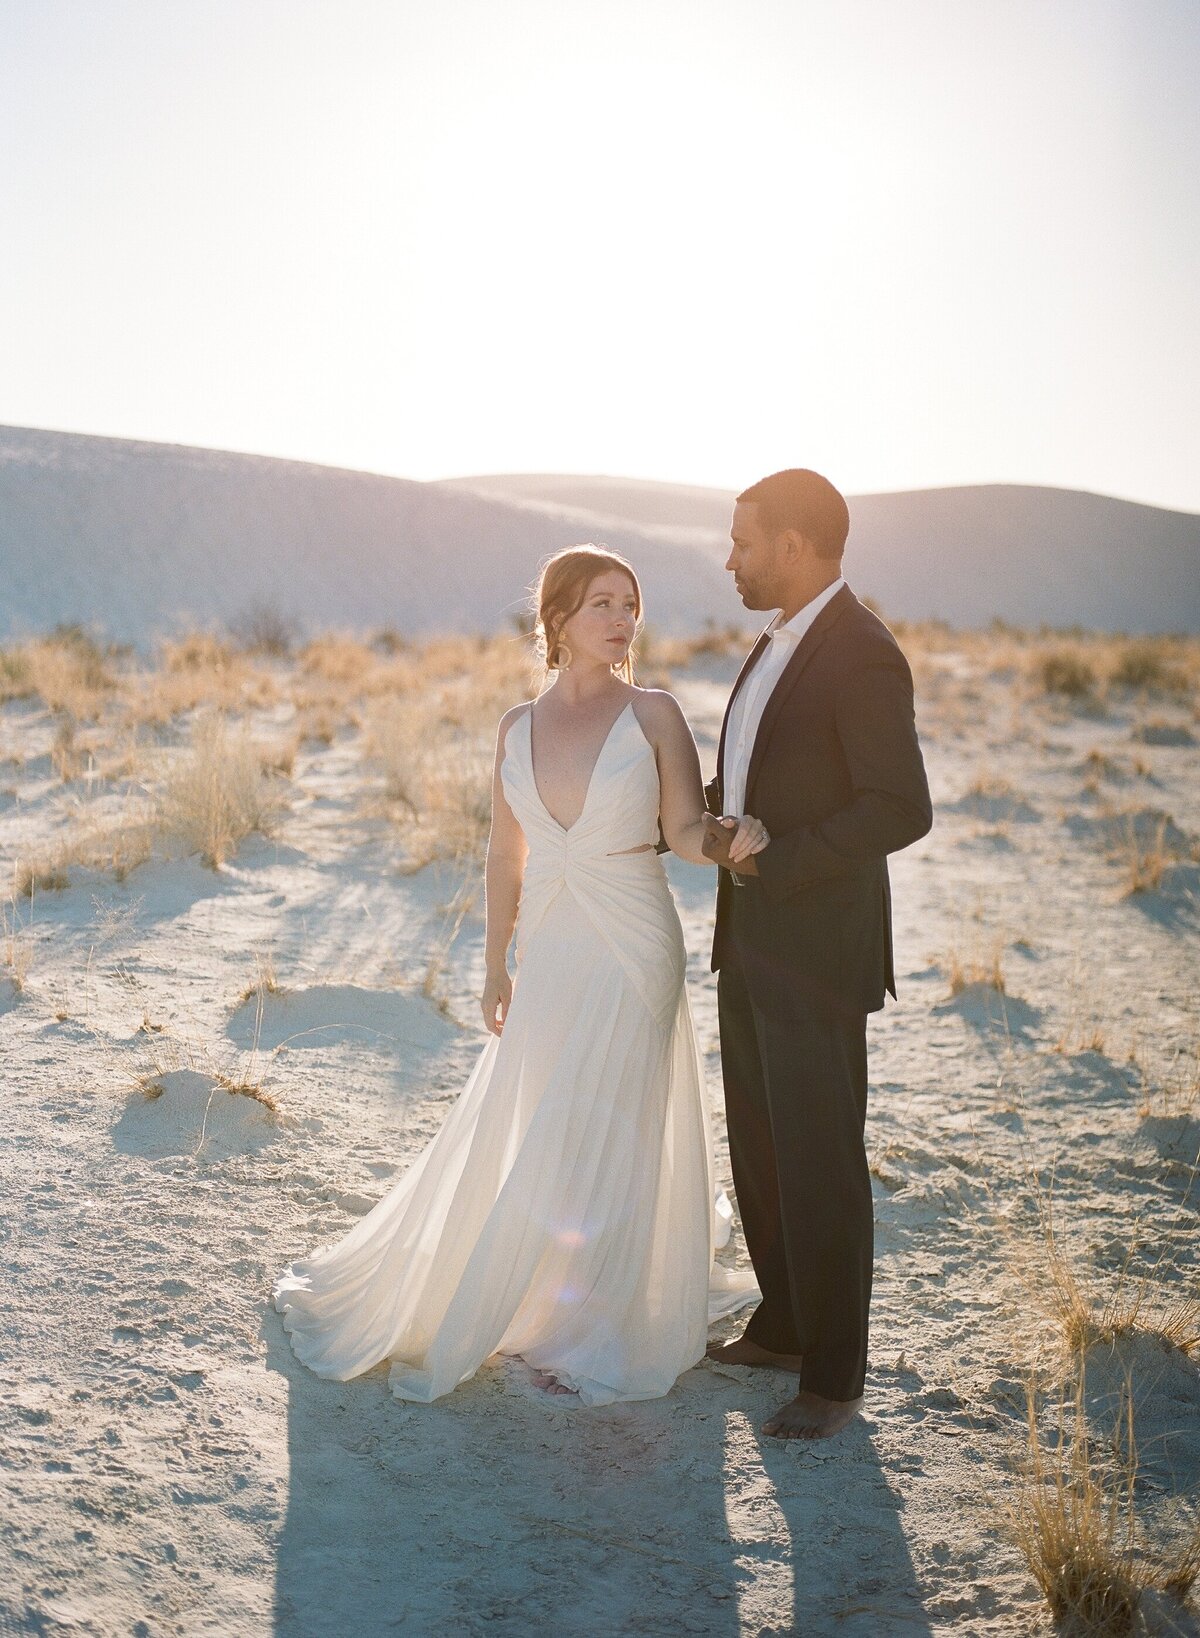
left=481, top=966, right=513, bottom=1036
left=727, top=814, right=770, bottom=864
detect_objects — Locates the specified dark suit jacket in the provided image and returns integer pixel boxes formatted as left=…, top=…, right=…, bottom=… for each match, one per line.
left=705, top=583, right=932, bottom=1018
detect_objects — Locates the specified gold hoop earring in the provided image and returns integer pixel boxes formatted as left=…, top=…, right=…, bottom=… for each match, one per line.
left=551, top=641, right=573, bottom=670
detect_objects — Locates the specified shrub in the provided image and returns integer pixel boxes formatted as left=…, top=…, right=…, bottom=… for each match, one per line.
left=1039, top=651, right=1096, bottom=698
left=1108, top=639, right=1190, bottom=694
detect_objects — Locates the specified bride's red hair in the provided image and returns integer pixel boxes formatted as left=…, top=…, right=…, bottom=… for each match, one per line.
left=532, top=545, right=643, bottom=684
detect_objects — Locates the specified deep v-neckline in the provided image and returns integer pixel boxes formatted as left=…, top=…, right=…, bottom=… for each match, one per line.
left=526, top=698, right=634, bottom=835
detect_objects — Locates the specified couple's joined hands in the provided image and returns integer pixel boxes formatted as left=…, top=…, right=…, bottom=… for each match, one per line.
left=701, top=813, right=769, bottom=873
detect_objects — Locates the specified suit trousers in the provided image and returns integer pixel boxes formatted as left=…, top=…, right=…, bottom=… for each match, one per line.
left=717, top=953, right=873, bottom=1402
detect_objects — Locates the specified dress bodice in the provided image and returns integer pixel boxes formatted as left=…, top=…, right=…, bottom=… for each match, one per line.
left=500, top=700, right=660, bottom=859
left=500, top=699, right=684, bottom=1026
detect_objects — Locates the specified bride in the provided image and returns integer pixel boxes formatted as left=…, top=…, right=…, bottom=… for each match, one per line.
left=273, top=545, right=765, bottom=1405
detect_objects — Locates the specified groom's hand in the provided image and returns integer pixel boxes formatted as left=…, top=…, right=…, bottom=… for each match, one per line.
left=701, top=814, right=733, bottom=864
left=702, top=815, right=760, bottom=875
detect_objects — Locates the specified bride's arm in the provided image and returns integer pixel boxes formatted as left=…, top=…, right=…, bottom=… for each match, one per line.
left=481, top=706, right=530, bottom=1035
left=637, top=692, right=766, bottom=868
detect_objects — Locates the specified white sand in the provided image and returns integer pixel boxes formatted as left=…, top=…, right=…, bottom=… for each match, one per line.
left=2, top=649, right=1198, bottom=1635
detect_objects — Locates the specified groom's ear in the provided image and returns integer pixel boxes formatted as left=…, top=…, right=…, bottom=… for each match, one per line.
left=781, top=529, right=820, bottom=564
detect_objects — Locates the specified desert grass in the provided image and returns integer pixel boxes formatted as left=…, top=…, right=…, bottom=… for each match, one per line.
left=136, top=1065, right=278, bottom=1116
left=1054, top=1023, right=1109, bottom=1057
left=13, top=793, right=156, bottom=896
left=1007, top=1369, right=1200, bottom=1635
left=14, top=845, right=72, bottom=896
left=1111, top=812, right=1191, bottom=897
left=636, top=620, right=751, bottom=679
left=0, top=644, right=35, bottom=703
left=17, top=710, right=291, bottom=889
left=238, top=948, right=285, bottom=1007
left=211, top=1070, right=279, bottom=1114
left=228, top=603, right=298, bottom=657
left=964, top=769, right=1017, bottom=800
left=1036, top=648, right=1099, bottom=701
left=1107, top=638, right=1194, bottom=697
left=153, top=711, right=289, bottom=868
left=361, top=635, right=537, bottom=867
left=943, top=935, right=1007, bottom=996
left=998, top=1176, right=1200, bottom=1629
left=1136, top=1039, right=1200, bottom=1120
left=134, top=1008, right=280, bottom=1123
left=3, top=627, right=119, bottom=719
left=2, top=892, right=31, bottom=992
left=125, top=638, right=279, bottom=727
left=1029, top=1179, right=1199, bottom=1358
left=886, top=626, right=1200, bottom=722
left=419, top=877, right=480, bottom=1017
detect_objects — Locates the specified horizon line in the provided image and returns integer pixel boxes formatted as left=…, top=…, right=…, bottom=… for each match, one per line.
left=2, top=418, right=1198, bottom=520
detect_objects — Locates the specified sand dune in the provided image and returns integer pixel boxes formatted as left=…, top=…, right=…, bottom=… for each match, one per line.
left=451, top=472, right=1200, bottom=634
left=2, top=425, right=1197, bottom=643
left=0, top=427, right=728, bottom=646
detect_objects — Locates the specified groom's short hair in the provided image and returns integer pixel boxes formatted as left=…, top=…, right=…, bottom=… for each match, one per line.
left=737, top=469, right=850, bottom=560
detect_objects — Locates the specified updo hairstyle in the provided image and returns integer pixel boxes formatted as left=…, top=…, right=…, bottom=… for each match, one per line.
left=531, top=545, right=643, bottom=684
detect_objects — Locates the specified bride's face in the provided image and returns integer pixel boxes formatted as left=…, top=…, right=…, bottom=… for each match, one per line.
left=560, top=570, right=639, bottom=669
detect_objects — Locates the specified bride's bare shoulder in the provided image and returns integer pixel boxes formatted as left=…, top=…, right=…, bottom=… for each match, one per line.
left=630, top=686, right=691, bottom=744
left=495, top=701, right=533, bottom=748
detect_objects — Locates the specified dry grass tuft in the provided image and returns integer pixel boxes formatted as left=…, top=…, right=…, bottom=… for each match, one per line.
left=637, top=620, right=750, bottom=673
left=0, top=644, right=35, bottom=702
left=212, top=1071, right=279, bottom=1114
left=127, top=638, right=275, bottom=726
left=154, top=712, right=289, bottom=868
left=159, top=630, right=236, bottom=673
left=238, top=949, right=284, bottom=1007
left=362, top=638, right=536, bottom=867
left=965, top=770, right=1016, bottom=800
left=1033, top=1184, right=1199, bottom=1357
left=944, top=937, right=1007, bottom=996
left=1007, top=1369, right=1200, bottom=1635
left=2, top=895, right=32, bottom=992
left=14, top=853, right=72, bottom=896
left=1037, top=649, right=1098, bottom=700
left=1137, top=1039, right=1200, bottom=1119
left=418, top=878, right=479, bottom=1016
left=1118, top=813, right=1181, bottom=897
left=7, top=628, right=117, bottom=719
left=228, top=604, right=297, bottom=657
left=1107, top=638, right=1193, bottom=697
left=298, top=633, right=379, bottom=685
left=1055, top=1024, right=1109, bottom=1057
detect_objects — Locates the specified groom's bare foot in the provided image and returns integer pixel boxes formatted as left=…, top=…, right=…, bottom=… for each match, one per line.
left=762, top=1389, right=863, bottom=1440
left=529, top=1367, right=578, bottom=1397
left=705, top=1336, right=805, bottom=1372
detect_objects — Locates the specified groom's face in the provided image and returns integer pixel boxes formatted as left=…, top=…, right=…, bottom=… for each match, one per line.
left=726, top=501, right=788, bottom=611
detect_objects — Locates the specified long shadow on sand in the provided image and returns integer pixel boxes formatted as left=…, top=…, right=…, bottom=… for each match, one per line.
left=267, top=1331, right=931, bottom=1637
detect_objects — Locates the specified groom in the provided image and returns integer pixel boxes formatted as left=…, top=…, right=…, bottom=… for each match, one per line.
left=701, top=469, right=932, bottom=1441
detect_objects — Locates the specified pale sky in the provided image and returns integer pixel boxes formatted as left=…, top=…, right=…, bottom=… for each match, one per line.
left=1, top=0, right=1197, bottom=510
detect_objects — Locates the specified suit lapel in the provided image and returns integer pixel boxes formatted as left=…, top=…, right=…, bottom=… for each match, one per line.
left=743, top=583, right=855, bottom=808
left=714, top=626, right=772, bottom=805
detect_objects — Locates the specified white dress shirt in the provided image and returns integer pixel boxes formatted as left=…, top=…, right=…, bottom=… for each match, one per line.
left=721, top=577, right=845, bottom=818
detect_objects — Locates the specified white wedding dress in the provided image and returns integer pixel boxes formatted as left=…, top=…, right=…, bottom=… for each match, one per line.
left=272, top=699, right=758, bottom=1406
